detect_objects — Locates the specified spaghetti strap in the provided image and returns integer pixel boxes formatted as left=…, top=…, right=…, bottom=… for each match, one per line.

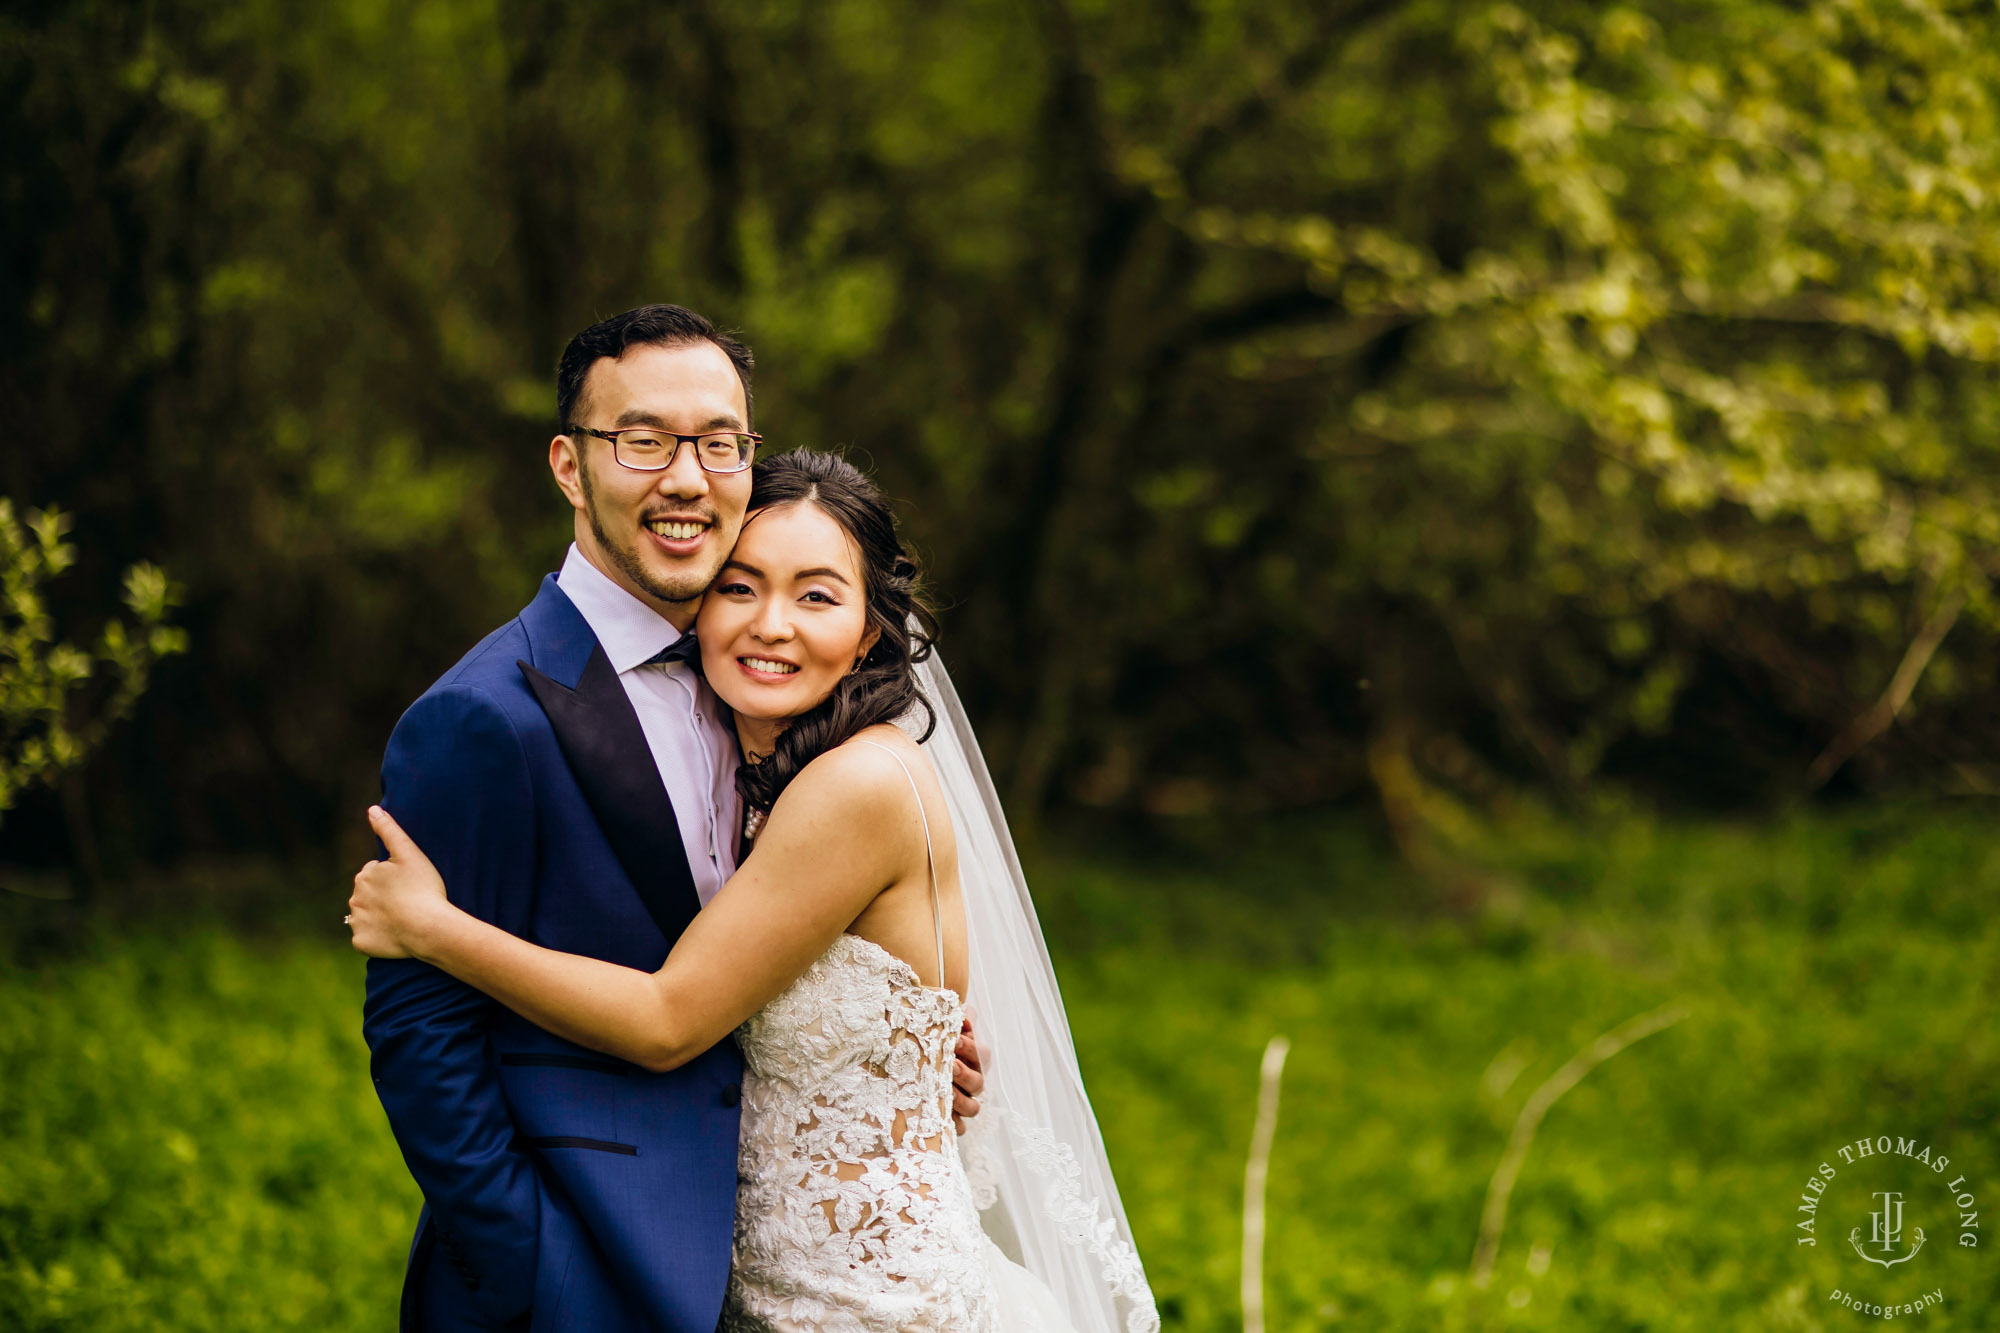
left=854, top=739, right=945, bottom=987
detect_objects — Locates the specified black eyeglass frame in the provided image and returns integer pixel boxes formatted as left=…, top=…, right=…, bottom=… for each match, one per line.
left=566, top=423, right=762, bottom=475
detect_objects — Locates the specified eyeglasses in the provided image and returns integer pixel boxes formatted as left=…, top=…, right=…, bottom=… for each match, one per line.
left=567, top=424, right=760, bottom=474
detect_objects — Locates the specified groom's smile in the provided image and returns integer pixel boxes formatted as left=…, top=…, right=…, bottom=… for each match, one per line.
left=641, top=511, right=717, bottom=559
left=645, top=518, right=709, bottom=543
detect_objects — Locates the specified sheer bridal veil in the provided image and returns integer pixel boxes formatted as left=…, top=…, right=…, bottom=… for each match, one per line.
left=909, top=649, right=1160, bottom=1333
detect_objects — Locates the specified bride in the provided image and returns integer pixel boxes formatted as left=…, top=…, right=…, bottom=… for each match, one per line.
left=347, top=449, right=1158, bottom=1333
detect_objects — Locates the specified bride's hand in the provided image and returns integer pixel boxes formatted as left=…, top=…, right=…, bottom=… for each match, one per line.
left=347, top=806, right=451, bottom=959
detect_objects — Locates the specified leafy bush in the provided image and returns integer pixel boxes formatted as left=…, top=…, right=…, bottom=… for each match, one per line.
left=0, top=501, right=183, bottom=820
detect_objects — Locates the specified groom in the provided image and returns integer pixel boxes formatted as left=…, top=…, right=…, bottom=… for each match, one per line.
left=363, top=304, right=981, bottom=1332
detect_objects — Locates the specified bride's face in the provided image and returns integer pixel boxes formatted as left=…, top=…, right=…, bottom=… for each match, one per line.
left=696, top=502, right=881, bottom=722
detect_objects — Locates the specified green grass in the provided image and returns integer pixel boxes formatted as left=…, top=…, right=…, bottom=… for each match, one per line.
left=4, top=808, right=1999, bottom=1329
left=0, top=923, right=418, bottom=1330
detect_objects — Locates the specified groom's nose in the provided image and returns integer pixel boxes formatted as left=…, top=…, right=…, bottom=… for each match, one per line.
left=650, top=443, right=712, bottom=500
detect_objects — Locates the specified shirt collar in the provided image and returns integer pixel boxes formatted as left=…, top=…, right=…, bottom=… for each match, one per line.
left=556, top=544, right=688, bottom=675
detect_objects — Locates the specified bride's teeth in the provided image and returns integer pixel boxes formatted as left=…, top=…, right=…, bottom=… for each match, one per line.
left=744, top=658, right=799, bottom=675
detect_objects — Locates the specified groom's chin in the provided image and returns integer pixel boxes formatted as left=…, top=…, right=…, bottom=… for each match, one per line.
left=632, top=554, right=723, bottom=608
left=603, top=529, right=713, bottom=606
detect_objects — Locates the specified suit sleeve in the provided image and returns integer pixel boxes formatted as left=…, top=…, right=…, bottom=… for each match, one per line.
left=363, top=684, right=541, bottom=1323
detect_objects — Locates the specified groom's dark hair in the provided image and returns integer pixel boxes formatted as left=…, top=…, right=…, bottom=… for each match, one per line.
left=555, top=304, right=755, bottom=428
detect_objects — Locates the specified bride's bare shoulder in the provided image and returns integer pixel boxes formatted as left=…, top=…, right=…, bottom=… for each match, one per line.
left=769, top=727, right=927, bottom=824
left=797, top=727, right=923, bottom=794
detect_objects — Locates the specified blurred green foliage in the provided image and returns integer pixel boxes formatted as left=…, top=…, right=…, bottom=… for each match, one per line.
left=0, top=500, right=183, bottom=831
left=5, top=808, right=1997, bottom=1329
left=7, top=0, right=2000, bottom=870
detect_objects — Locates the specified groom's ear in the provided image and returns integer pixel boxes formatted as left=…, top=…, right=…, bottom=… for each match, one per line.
left=549, top=434, right=587, bottom=512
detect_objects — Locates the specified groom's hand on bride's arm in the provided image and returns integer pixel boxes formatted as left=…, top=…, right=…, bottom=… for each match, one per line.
left=953, top=1006, right=985, bottom=1133
left=349, top=806, right=457, bottom=959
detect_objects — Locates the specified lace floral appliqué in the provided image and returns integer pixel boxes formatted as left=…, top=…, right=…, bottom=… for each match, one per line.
left=724, top=934, right=999, bottom=1333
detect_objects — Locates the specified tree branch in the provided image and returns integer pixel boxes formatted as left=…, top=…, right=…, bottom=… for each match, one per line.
left=1805, top=587, right=1966, bottom=791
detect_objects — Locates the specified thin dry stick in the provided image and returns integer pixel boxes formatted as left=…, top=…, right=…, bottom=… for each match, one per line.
left=1469, top=1001, right=1689, bottom=1289
left=1242, top=1036, right=1291, bottom=1333
left=1806, top=587, right=1965, bottom=790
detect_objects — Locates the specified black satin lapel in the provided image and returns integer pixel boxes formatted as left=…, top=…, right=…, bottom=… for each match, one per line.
left=519, top=648, right=703, bottom=947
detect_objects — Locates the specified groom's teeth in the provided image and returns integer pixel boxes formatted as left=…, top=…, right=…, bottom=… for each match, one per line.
left=743, top=658, right=799, bottom=675
left=646, top=520, right=705, bottom=541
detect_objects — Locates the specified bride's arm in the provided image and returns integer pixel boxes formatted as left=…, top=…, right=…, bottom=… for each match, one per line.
left=347, top=744, right=912, bottom=1073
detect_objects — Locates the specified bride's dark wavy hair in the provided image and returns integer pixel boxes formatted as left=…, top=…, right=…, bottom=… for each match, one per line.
left=732, top=450, right=940, bottom=813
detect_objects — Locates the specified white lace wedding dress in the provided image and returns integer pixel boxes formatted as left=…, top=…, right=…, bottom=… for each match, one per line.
left=720, top=743, right=1076, bottom=1333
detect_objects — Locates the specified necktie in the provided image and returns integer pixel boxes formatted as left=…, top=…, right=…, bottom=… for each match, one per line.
left=644, top=629, right=699, bottom=668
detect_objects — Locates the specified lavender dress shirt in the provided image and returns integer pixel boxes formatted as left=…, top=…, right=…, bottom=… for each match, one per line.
left=556, top=544, right=740, bottom=904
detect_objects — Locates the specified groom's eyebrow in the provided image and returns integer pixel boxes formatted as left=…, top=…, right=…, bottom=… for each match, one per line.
left=612, top=409, right=745, bottom=431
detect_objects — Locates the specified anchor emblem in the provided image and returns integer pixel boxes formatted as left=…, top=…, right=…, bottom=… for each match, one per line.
left=1850, top=1191, right=1925, bottom=1269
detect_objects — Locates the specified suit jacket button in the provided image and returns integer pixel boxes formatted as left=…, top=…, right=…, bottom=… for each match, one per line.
left=720, top=1082, right=741, bottom=1107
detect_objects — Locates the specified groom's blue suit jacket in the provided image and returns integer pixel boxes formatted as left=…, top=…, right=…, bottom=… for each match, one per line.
left=364, top=576, right=743, bottom=1333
